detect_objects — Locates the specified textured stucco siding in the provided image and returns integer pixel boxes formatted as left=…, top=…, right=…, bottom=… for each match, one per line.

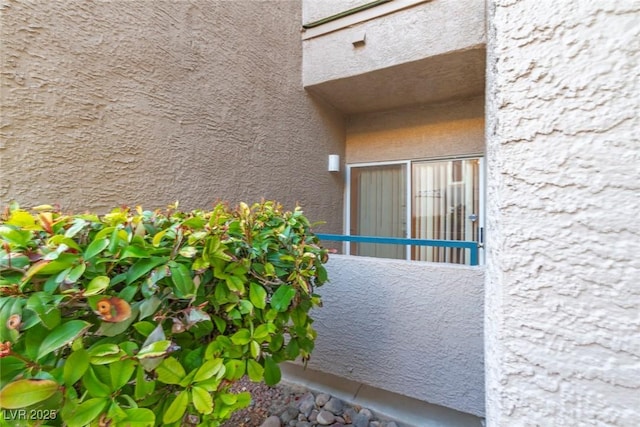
left=302, top=0, right=370, bottom=24
left=302, top=0, right=485, bottom=87
left=486, top=1, right=640, bottom=426
left=346, top=96, right=484, bottom=164
left=301, top=0, right=485, bottom=114
left=308, top=255, right=485, bottom=417
left=0, top=0, right=344, bottom=232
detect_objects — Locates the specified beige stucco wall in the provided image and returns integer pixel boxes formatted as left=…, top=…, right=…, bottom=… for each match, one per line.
left=347, top=96, right=484, bottom=164
left=302, top=0, right=485, bottom=114
left=303, top=0, right=485, bottom=87
left=307, top=255, right=485, bottom=417
left=486, top=1, right=640, bottom=425
left=0, top=0, right=344, bottom=233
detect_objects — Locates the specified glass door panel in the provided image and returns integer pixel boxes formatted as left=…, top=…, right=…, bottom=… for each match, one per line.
left=349, top=164, right=407, bottom=259
left=411, top=159, right=480, bottom=264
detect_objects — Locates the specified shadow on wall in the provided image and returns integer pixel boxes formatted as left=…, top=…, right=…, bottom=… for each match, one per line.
left=305, top=254, right=485, bottom=418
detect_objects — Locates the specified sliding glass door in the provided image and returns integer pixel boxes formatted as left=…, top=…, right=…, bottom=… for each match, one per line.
left=348, top=157, right=482, bottom=264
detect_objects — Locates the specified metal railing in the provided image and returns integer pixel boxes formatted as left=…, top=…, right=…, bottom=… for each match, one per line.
left=315, top=234, right=480, bottom=266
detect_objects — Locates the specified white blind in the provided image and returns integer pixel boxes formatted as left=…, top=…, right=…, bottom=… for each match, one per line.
left=412, top=159, right=480, bottom=264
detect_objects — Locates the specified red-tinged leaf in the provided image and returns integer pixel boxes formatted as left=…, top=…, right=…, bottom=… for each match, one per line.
left=38, top=212, right=54, bottom=234
left=95, top=296, right=131, bottom=323
left=21, top=260, right=51, bottom=285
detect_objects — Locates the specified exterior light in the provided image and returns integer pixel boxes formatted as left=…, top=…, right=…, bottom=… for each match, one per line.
left=328, top=154, right=340, bottom=172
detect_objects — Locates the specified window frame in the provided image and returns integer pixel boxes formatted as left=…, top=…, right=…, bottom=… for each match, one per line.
left=345, top=155, right=485, bottom=264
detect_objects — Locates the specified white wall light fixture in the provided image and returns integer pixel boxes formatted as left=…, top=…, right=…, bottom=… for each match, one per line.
left=328, top=154, right=340, bottom=172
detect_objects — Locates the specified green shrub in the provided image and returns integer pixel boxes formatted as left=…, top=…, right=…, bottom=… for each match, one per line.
left=0, top=201, right=328, bottom=426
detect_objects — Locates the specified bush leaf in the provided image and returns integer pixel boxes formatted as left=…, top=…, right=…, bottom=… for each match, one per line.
left=123, top=408, right=156, bottom=426
left=247, top=359, right=264, bottom=382
left=194, top=358, right=224, bottom=383
left=192, top=386, right=213, bottom=415
left=0, top=379, right=59, bottom=409
left=271, top=285, right=296, bottom=312
left=156, top=357, right=185, bottom=385
left=64, top=349, right=90, bottom=387
left=169, top=263, right=195, bottom=298
left=230, top=329, right=251, bottom=346
left=249, top=282, right=267, bottom=309
left=163, top=390, right=189, bottom=424
left=37, top=320, right=91, bottom=360
left=84, top=276, right=110, bottom=296
left=65, top=398, right=108, bottom=427
left=110, top=359, right=136, bottom=389
left=264, top=356, right=281, bottom=386
left=137, top=340, right=172, bottom=359
left=84, top=238, right=110, bottom=261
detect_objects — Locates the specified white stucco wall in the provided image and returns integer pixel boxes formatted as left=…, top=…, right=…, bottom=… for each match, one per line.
left=486, top=1, right=640, bottom=426
left=302, top=0, right=370, bottom=24
left=303, top=0, right=485, bottom=87
left=308, top=255, right=485, bottom=417
left=302, top=0, right=485, bottom=114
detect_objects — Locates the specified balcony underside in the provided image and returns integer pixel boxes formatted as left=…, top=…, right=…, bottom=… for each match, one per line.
left=305, top=46, right=485, bottom=114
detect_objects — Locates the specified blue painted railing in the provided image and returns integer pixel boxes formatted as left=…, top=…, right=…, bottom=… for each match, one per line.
left=315, top=233, right=480, bottom=266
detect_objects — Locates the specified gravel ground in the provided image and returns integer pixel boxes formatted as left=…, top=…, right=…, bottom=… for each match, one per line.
left=220, top=377, right=307, bottom=427
left=219, top=376, right=400, bottom=427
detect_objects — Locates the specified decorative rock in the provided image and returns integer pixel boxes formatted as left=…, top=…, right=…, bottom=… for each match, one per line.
left=298, top=392, right=316, bottom=417
left=353, top=413, right=371, bottom=427
left=260, top=415, right=282, bottom=427
left=343, top=407, right=357, bottom=424
left=252, top=387, right=401, bottom=427
left=317, top=410, right=336, bottom=425
left=359, top=408, right=373, bottom=419
left=316, top=393, right=331, bottom=407
left=270, top=403, right=287, bottom=415
left=280, top=406, right=299, bottom=424
left=324, top=397, right=345, bottom=415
